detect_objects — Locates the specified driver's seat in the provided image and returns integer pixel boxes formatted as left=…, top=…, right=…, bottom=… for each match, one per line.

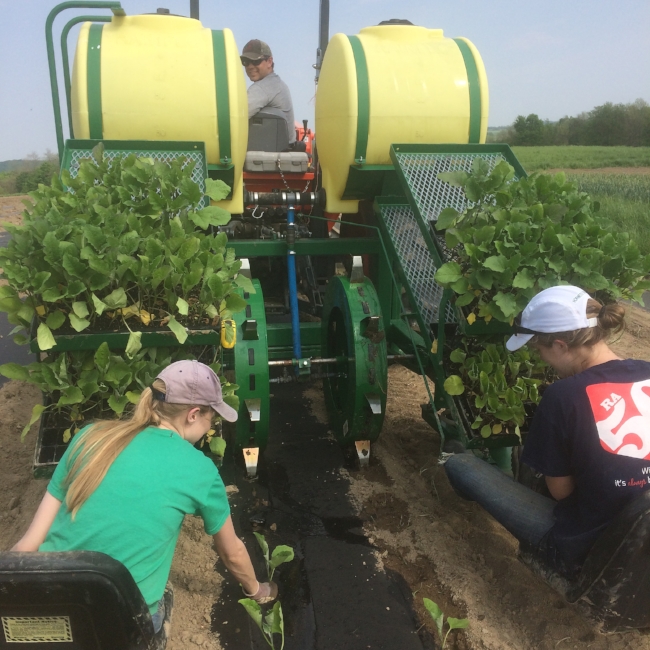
left=0, top=551, right=172, bottom=649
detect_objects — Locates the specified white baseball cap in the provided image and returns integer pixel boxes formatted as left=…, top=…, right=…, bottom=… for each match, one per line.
left=506, top=285, right=598, bottom=351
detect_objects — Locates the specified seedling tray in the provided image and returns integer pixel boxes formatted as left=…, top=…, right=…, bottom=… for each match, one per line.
left=29, top=319, right=220, bottom=353
left=33, top=398, right=114, bottom=479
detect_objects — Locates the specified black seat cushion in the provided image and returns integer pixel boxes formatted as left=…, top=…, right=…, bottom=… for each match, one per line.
left=0, top=551, right=164, bottom=649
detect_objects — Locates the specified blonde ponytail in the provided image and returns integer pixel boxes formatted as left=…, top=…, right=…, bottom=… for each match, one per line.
left=63, top=379, right=212, bottom=518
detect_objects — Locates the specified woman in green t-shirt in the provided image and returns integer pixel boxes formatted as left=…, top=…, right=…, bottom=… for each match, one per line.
left=12, top=360, right=276, bottom=633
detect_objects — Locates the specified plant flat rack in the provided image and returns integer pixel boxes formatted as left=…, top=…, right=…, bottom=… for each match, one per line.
left=29, top=321, right=220, bottom=353
left=62, top=139, right=210, bottom=206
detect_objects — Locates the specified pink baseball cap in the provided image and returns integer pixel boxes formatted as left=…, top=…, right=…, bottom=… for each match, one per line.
left=156, top=360, right=238, bottom=422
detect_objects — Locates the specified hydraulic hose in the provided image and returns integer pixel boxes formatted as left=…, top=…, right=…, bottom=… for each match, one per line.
left=286, top=205, right=302, bottom=365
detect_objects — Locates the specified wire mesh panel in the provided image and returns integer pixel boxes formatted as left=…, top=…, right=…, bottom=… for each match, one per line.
left=62, top=140, right=209, bottom=206
left=380, top=204, right=456, bottom=326
left=394, top=151, right=510, bottom=223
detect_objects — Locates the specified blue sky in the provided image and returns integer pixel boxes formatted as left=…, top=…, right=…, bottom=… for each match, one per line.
left=1, top=0, right=648, bottom=160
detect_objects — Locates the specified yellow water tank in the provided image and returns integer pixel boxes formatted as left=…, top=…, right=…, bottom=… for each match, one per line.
left=315, top=24, right=489, bottom=214
left=71, top=14, right=248, bottom=213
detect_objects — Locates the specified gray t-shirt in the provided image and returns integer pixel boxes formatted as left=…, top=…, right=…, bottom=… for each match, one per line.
left=247, top=72, right=296, bottom=144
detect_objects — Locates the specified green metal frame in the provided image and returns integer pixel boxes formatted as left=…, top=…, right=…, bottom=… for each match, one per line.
left=29, top=325, right=219, bottom=354
left=388, top=142, right=526, bottom=338
left=224, top=280, right=270, bottom=450
left=453, top=39, right=482, bottom=144
left=61, top=14, right=112, bottom=138
left=347, top=35, right=370, bottom=164
left=321, top=276, right=387, bottom=444
left=46, top=2, right=126, bottom=163
left=229, top=237, right=382, bottom=258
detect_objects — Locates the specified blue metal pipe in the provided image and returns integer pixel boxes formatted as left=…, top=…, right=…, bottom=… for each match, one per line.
left=286, top=205, right=302, bottom=362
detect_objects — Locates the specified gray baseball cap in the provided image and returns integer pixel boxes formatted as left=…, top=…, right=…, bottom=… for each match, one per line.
left=156, top=360, right=238, bottom=422
left=241, top=39, right=272, bottom=61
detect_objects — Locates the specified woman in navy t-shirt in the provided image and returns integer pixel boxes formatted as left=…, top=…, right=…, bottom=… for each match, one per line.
left=444, top=285, right=650, bottom=578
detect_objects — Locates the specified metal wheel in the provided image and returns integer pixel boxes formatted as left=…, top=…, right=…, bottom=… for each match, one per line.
left=321, top=275, right=387, bottom=446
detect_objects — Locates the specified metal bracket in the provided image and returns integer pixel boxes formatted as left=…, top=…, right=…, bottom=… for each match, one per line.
left=243, top=447, right=259, bottom=478
left=350, top=255, right=365, bottom=284
left=295, top=357, right=312, bottom=377
left=245, top=398, right=261, bottom=422
left=239, top=258, right=251, bottom=279
left=364, top=393, right=382, bottom=415
left=355, top=440, right=371, bottom=468
left=242, top=319, right=258, bottom=340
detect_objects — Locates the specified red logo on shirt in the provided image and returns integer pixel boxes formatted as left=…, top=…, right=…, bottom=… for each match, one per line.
left=586, top=380, right=650, bottom=459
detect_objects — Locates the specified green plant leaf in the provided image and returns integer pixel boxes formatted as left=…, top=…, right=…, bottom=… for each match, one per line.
left=238, top=598, right=263, bottom=632
left=205, top=178, right=232, bottom=201
left=92, top=293, right=108, bottom=316
left=449, top=349, right=466, bottom=364
left=269, top=601, right=284, bottom=636
left=447, top=617, right=469, bottom=631
left=443, top=375, right=464, bottom=396
left=72, top=301, right=90, bottom=318
left=480, top=424, right=492, bottom=438
left=58, top=386, right=83, bottom=406
left=234, top=274, right=256, bottom=294
left=108, top=394, right=129, bottom=415
left=166, top=316, right=188, bottom=344
left=512, top=268, right=536, bottom=289
left=46, top=310, right=66, bottom=330
left=254, top=531, right=270, bottom=562
left=493, top=292, right=519, bottom=319
left=176, top=297, right=189, bottom=316
left=36, top=323, right=56, bottom=351
left=22, top=404, right=47, bottom=440
left=125, top=331, right=143, bottom=359
left=483, top=255, right=507, bottom=273
left=437, top=171, right=469, bottom=188
left=225, top=293, right=247, bottom=314
left=190, top=205, right=231, bottom=227
left=434, top=262, right=462, bottom=285
left=69, top=313, right=91, bottom=332
left=422, top=598, right=444, bottom=642
left=126, top=391, right=141, bottom=404
left=209, top=436, right=227, bottom=456
left=270, top=545, right=295, bottom=570
left=94, top=342, right=110, bottom=371
left=0, top=363, right=29, bottom=381
left=435, top=207, right=460, bottom=230
left=103, top=288, right=127, bottom=310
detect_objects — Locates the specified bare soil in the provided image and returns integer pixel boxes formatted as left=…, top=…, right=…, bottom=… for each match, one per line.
left=3, top=194, right=650, bottom=649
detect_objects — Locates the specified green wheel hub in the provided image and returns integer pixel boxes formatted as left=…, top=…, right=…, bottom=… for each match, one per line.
left=321, top=275, right=387, bottom=445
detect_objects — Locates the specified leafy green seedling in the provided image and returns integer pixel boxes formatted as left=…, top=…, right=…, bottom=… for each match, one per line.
left=254, top=532, right=295, bottom=580
left=423, top=598, right=469, bottom=649
left=239, top=599, right=284, bottom=650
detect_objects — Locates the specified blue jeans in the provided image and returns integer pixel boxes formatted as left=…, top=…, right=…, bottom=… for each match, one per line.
left=151, top=598, right=165, bottom=634
left=444, top=453, right=556, bottom=546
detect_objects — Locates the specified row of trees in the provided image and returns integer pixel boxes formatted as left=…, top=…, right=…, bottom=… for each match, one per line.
left=0, top=152, right=59, bottom=196
left=492, top=99, right=650, bottom=147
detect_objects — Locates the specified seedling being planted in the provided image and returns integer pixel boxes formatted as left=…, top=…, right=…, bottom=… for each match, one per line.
left=254, top=532, right=294, bottom=580
left=423, top=598, right=469, bottom=649
left=239, top=599, right=285, bottom=650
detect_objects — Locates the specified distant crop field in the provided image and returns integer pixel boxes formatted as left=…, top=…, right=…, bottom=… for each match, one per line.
left=512, top=146, right=650, bottom=171
left=566, top=172, right=650, bottom=255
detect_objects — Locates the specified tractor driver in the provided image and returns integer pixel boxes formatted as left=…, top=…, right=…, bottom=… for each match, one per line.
left=241, top=39, right=296, bottom=147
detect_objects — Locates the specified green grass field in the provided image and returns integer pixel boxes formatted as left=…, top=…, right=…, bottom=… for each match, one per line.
left=512, top=146, right=650, bottom=171
left=564, top=173, right=650, bottom=255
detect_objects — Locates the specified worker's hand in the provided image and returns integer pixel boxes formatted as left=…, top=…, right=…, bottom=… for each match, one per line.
left=243, top=581, right=278, bottom=604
